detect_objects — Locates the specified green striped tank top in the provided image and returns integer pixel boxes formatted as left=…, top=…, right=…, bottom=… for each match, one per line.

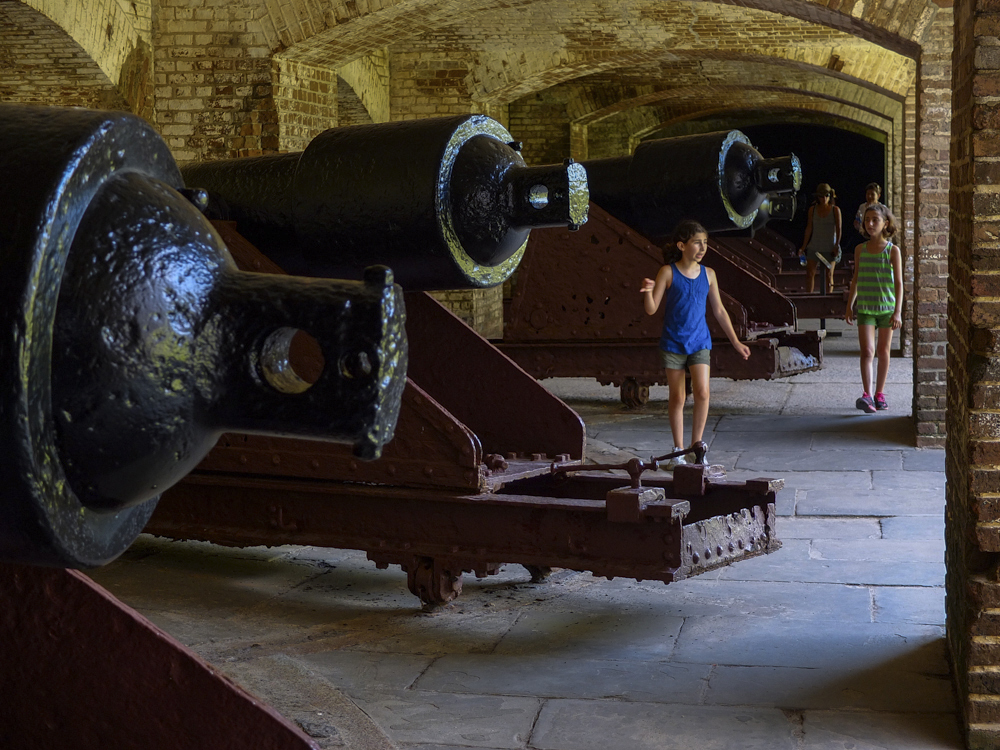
left=856, top=242, right=895, bottom=315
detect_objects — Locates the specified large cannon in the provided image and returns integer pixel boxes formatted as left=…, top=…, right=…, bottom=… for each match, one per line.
left=179, top=115, right=589, bottom=290
left=0, top=104, right=407, bottom=569
left=498, top=130, right=825, bottom=406
left=0, top=103, right=412, bottom=750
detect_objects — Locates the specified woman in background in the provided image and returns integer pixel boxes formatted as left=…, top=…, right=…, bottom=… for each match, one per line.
left=798, top=182, right=843, bottom=294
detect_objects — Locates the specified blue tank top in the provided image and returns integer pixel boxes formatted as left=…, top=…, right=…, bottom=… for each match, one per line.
left=659, top=263, right=712, bottom=354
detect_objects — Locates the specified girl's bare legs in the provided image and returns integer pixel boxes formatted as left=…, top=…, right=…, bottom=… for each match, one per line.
left=826, top=262, right=836, bottom=294
left=688, top=363, right=711, bottom=443
left=875, top=326, right=895, bottom=394
left=666, top=367, right=687, bottom=448
left=805, top=258, right=817, bottom=293
left=857, top=324, right=876, bottom=395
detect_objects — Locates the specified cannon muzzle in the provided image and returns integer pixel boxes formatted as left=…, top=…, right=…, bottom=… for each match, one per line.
left=583, top=130, right=801, bottom=239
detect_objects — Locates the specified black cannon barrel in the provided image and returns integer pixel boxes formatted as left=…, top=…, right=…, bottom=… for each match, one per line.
left=180, top=115, right=590, bottom=291
left=583, top=130, right=801, bottom=240
left=0, top=104, right=407, bottom=568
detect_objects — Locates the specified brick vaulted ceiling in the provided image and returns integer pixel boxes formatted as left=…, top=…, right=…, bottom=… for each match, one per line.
left=262, top=0, right=934, bottom=137
left=12, top=0, right=937, bottom=147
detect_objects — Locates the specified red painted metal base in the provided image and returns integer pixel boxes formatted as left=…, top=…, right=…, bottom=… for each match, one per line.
left=0, top=563, right=318, bottom=750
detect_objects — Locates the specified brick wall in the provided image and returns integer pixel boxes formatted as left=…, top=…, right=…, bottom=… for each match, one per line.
left=913, top=11, right=953, bottom=447
left=389, top=47, right=475, bottom=120
left=272, top=59, right=337, bottom=153
left=0, top=3, right=129, bottom=111
left=509, top=91, right=572, bottom=167
left=429, top=288, right=505, bottom=340
left=948, top=0, right=1000, bottom=745
left=153, top=0, right=273, bottom=162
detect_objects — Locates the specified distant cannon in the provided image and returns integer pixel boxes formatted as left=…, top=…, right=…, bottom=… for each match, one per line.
left=582, top=129, right=800, bottom=239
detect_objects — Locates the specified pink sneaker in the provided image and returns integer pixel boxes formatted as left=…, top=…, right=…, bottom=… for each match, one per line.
left=874, top=392, right=888, bottom=410
left=856, top=394, right=876, bottom=414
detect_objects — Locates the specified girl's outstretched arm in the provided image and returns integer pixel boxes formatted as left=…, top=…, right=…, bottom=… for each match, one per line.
left=845, top=243, right=863, bottom=324
left=705, top=267, right=751, bottom=359
left=890, top=244, right=904, bottom=330
left=640, top=264, right=672, bottom=315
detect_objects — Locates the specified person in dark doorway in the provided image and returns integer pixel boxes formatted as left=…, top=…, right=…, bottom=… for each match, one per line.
left=640, top=220, right=751, bottom=468
left=853, top=182, right=887, bottom=238
left=798, top=183, right=843, bottom=294
left=845, top=203, right=903, bottom=414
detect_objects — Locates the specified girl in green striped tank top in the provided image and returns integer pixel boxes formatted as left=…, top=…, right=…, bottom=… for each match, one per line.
left=846, top=203, right=903, bottom=414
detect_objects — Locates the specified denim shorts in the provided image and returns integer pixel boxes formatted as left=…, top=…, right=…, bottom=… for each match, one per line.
left=856, top=311, right=894, bottom=328
left=661, top=348, right=711, bottom=370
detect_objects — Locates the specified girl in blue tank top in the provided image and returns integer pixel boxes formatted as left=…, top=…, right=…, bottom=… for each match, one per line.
left=640, top=220, right=751, bottom=467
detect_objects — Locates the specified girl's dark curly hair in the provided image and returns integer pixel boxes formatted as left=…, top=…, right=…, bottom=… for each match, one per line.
left=862, top=203, right=898, bottom=240
left=662, top=219, right=708, bottom=264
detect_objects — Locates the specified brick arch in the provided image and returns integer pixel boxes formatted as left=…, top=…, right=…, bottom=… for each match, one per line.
left=0, top=2, right=129, bottom=111
left=630, top=101, right=894, bottom=144
left=466, top=25, right=915, bottom=106
left=264, top=0, right=936, bottom=72
left=650, top=105, right=892, bottom=142
left=21, top=0, right=149, bottom=115
left=567, top=59, right=904, bottom=130
left=598, top=86, right=899, bottom=134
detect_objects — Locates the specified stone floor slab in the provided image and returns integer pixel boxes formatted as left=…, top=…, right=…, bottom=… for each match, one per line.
left=881, top=515, right=945, bottom=540
left=713, top=414, right=911, bottom=434
left=801, top=710, right=963, bottom=749
left=492, top=607, right=685, bottom=660
left=714, top=553, right=943, bottom=587
left=597, top=578, right=875, bottom=622
left=797, top=488, right=945, bottom=517
left=531, top=700, right=800, bottom=750
left=416, top=654, right=710, bottom=703
left=737, top=449, right=904, bottom=472
left=351, top=692, right=540, bottom=749
left=671, top=617, right=948, bottom=672
left=810, top=538, right=944, bottom=563
left=705, top=663, right=956, bottom=712
left=297, top=650, right=433, bottom=697
left=872, top=470, right=946, bottom=491
left=708, top=431, right=823, bottom=451
left=904, top=450, right=947, bottom=472
left=777, top=517, right=883, bottom=539
left=872, top=586, right=946, bottom=626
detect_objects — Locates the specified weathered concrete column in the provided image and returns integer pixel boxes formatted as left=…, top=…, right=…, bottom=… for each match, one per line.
left=948, top=0, right=1000, bottom=745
